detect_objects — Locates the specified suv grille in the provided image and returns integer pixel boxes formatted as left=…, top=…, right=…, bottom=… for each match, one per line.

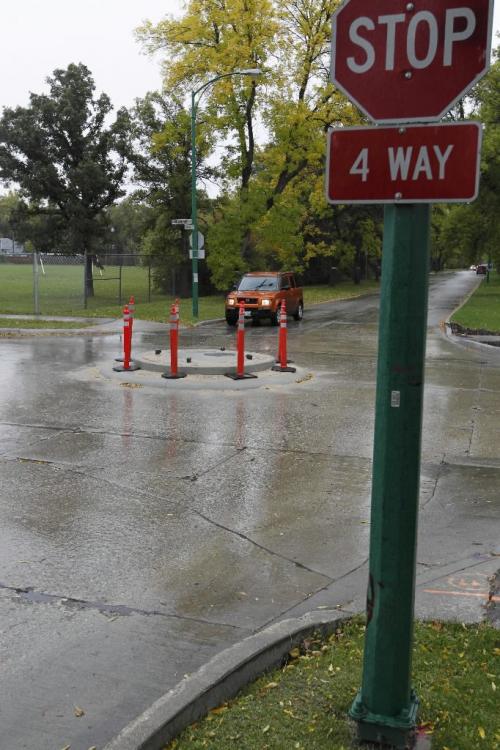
left=238, top=297, right=258, bottom=305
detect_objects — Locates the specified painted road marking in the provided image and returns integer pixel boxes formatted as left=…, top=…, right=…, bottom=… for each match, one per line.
left=423, top=588, right=499, bottom=602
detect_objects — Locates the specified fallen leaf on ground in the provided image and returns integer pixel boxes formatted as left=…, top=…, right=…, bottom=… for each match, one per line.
left=73, top=706, right=85, bottom=717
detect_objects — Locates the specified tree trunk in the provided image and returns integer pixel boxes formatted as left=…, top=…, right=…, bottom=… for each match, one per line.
left=85, top=253, right=94, bottom=298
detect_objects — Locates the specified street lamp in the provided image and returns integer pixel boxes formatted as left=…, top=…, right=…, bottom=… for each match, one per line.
left=190, top=68, right=262, bottom=318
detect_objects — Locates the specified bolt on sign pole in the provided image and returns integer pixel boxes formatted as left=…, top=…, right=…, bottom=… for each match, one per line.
left=349, top=204, right=431, bottom=748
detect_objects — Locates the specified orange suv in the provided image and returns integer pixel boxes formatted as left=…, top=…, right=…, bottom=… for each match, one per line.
left=225, top=272, right=303, bottom=326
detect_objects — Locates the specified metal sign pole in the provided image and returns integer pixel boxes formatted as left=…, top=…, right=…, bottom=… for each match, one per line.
left=350, top=204, right=431, bottom=748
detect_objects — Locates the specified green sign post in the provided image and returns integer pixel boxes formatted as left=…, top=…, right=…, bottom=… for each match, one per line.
left=328, top=1, right=492, bottom=745
left=349, top=204, right=431, bottom=748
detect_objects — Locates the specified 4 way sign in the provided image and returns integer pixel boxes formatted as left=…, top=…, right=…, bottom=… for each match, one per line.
left=327, top=0, right=493, bottom=204
left=326, top=122, right=482, bottom=204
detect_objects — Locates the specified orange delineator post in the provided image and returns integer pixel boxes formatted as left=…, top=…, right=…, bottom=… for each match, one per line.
left=237, top=303, right=245, bottom=376
left=115, top=294, right=136, bottom=364
left=129, top=295, right=135, bottom=356
left=272, top=300, right=296, bottom=373
left=162, top=302, right=187, bottom=380
left=225, top=303, right=257, bottom=380
left=113, top=305, right=140, bottom=372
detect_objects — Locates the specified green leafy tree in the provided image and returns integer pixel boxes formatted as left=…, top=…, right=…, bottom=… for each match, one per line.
left=0, top=63, right=131, bottom=295
left=130, top=91, right=214, bottom=295
left=138, top=0, right=367, bottom=288
left=107, top=197, right=154, bottom=258
left=0, top=191, right=21, bottom=242
left=435, top=47, right=500, bottom=270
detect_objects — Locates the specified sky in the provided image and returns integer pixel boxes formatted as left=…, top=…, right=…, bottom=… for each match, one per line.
left=0, top=0, right=499, bottom=114
left=0, top=0, right=182, bottom=112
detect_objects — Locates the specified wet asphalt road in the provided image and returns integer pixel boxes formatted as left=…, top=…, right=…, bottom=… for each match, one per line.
left=0, top=271, right=499, bottom=750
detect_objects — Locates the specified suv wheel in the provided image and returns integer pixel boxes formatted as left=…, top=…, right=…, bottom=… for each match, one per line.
left=225, top=313, right=237, bottom=326
left=293, top=302, right=303, bottom=321
left=271, top=304, right=282, bottom=326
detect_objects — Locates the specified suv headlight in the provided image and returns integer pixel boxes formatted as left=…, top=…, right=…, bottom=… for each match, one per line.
left=227, top=298, right=235, bottom=306
left=261, top=299, right=271, bottom=306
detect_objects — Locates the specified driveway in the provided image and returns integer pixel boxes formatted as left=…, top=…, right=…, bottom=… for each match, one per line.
left=0, top=271, right=498, bottom=750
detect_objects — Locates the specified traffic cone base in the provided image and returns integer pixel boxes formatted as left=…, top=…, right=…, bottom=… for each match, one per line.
left=271, top=364, right=296, bottom=373
left=224, top=371, right=258, bottom=380
left=113, top=363, right=141, bottom=372
left=162, top=371, right=187, bottom=380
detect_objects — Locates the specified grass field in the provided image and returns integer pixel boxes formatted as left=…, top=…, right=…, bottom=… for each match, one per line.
left=0, top=262, right=380, bottom=325
left=166, top=618, right=500, bottom=750
left=451, top=272, right=500, bottom=333
left=0, top=262, right=160, bottom=316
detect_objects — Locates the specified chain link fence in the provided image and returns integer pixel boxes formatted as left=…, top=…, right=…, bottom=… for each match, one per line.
left=0, top=252, right=162, bottom=316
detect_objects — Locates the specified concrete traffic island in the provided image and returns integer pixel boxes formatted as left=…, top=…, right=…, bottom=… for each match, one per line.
left=133, top=348, right=275, bottom=376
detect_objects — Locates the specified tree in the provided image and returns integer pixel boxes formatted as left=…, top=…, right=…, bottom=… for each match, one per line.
left=137, top=0, right=367, bottom=288
left=434, top=47, right=500, bottom=270
left=130, top=91, right=214, bottom=295
left=0, top=63, right=131, bottom=296
left=107, top=197, right=154, bottom=259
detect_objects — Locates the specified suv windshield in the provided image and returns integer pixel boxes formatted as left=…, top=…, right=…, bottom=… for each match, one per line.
left=237, top=276, right=278, bottom=291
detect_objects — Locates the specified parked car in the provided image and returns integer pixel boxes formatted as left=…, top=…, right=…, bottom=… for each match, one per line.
left=476, top=263, right=488, bottom=275
left=469, top=264, right=477, bottom=271
left=225, top=272, right=303, bottom=326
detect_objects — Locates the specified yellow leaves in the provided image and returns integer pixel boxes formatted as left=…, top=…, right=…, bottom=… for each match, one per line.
left=478, top=726, right=486, bottom=739
left=418, top=721, right=434, bottom=734
left=262, top=724, right=270, bottom=733
left=73, top=705, right=85, bottom=717
left=492, top=681, right=497, bottom=691
left=263, top=681, right=279, bottom=690
left=289, top=647, right=300, bottom=659
left=210, top=704, right=228, bottom=715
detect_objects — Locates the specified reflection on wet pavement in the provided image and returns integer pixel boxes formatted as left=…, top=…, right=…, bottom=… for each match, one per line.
left=0, top=271, right=498, bottom=750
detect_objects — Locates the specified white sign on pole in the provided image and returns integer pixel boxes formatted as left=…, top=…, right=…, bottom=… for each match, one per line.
left=171, top=218, right=192, bottom=226
left=189, top=247, right=205, bottom=259
left=189, top=231, right=205, bottom=250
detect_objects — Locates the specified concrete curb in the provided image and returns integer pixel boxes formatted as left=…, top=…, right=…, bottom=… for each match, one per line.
left=103, top=611, right=346, bottom=750
left=133, top=348, right=276, bottom=375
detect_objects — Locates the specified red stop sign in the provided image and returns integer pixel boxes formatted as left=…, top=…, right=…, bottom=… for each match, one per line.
left=331, top=0, right=493, bottom=123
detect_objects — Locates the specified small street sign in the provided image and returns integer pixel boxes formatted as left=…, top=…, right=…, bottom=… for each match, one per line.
left=171, top=218, right=193, bottom=226
left=326, top=122, right=482, bottom=204
left=331, top=0, right=493, bottom=123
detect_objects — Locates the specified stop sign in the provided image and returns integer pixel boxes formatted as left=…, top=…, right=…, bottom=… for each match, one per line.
left=331, top=0, right=493, bottom=123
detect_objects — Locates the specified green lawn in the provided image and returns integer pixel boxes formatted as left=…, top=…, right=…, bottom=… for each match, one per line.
left=0, top=317, right=94, bottom=329
left=166, top=619, right=499, bottom=750
left=451, top=272, right=500, bottom=333
left=0, top=262, right=379, bottom=325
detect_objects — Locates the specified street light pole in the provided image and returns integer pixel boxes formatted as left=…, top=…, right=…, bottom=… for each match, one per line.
left=190, top=68, right=261, bottom=318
